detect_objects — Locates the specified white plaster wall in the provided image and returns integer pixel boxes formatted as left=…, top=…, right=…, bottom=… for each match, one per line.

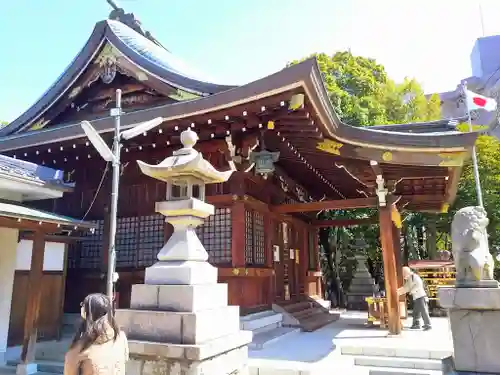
left=0, top=227, right=19, bottom=364
left=15, top=240, right=65, bottom=271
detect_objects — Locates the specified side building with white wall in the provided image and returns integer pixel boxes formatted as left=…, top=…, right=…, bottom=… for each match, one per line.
left=0, top=154, right=94, bottom=375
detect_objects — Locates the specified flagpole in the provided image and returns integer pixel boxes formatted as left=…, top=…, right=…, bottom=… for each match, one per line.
left=479, top=0, right=486, bottom=36
left=462, top=82, right=484, bottom=207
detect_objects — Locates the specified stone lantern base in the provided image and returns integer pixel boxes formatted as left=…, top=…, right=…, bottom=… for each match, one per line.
left=439, top=286, right=500, bottom=374
left=115, top=197, right=252, bottom=375
left=116, top=283, right=252, bottom=375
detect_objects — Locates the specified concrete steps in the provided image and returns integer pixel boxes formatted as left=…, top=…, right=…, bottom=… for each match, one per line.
left=341, top=345, right=451, bottom=375
left=5, top=360, right=64, bottom=375
left=241, top=310, right=299, bottom=350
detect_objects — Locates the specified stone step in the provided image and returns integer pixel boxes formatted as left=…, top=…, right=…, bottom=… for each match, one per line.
left=240, top=310, right=283, bottom=331
left=292, top=306, right=323, bottom=320
left=6, top=361, right=64, bottom=375
left=283, top=301, right=312, bottom=314
left=341, top=346, right=452, bottom=360
left=364, top=366, right=442, bottom=375
left=240, top=310, right=276, bottom=322
left=354, top=356, right=442, bottom=371
left=248, top=326, right=300, bottom=350
left=34, top=339, right=71, bottom=362
left=301, top=311, right=340, bottom=332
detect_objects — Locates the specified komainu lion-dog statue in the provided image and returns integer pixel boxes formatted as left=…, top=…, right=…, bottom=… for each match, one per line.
left=451, top=206, right=495, bottom=285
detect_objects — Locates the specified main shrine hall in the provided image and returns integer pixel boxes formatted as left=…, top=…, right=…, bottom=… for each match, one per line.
left=0, top=7, right=478, bottom=339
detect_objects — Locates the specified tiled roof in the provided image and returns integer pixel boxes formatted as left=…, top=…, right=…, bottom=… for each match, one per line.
left=0, top=154, right=74, bottom=190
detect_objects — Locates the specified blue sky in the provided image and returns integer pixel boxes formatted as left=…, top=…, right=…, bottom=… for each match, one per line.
left=0, top=0, right=498, bottom=122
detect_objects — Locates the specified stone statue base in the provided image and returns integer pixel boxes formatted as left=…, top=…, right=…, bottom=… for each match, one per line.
left=455, top=279, right=499, bottom=288
left=439, top=287, right=500, bottom=374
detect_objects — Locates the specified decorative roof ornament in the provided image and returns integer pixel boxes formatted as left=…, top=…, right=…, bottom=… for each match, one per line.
left=105, top=0, right=168, bottom=50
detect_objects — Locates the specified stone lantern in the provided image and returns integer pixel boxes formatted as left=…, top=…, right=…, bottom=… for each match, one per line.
left=136, top=128, right=234, bottom=285
left=115, top=129, right=251, bottom=375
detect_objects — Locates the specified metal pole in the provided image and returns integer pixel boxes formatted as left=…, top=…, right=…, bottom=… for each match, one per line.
left=479, top=0, right=486, bottom=37
left=463, top=83, right=484, bottom=207
left=106, top=89, right=122, bottom=302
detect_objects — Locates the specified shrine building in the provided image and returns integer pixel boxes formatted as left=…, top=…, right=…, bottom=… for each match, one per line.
left=0, top=10, right=478, bottom=338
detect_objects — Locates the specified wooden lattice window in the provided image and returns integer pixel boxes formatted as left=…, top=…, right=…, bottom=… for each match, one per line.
left=196, top=207, right=232, bottom=264
left=245, top=210, right=266, bottom=266
left=77, top=220, right=104, bottom=269
left=115, top=216, right=139, bottom=267
left=137, top=214, right=165, bottom=267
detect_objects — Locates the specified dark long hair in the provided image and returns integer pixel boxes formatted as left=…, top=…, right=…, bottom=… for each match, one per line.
left=71, top=293, right=120, bottom=352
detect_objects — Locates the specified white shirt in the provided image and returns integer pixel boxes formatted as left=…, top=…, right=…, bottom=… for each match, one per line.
left=403, top=273, right=427, bottom=300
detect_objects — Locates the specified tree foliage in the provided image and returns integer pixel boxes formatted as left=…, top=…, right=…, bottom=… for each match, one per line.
left=0, top=121, right=7, bottom=129
left=289, top=52, right=441, bottom=126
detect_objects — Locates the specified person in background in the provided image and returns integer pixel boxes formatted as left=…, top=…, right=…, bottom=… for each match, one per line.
left=397, top=266, right=432, bottom=331
left=64, top=293, right=129, bottom=375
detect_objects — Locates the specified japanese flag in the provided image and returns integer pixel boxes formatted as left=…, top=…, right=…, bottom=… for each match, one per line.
left=465, top=89, right=497, bottom=112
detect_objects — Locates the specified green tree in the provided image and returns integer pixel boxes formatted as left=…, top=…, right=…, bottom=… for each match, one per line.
left=0, top=121, right=7, bottom=128
left=289, top=52, right=441, bottom=126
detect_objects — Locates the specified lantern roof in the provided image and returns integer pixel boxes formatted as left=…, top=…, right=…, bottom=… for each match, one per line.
left=137, top=129, right=234, bottom=184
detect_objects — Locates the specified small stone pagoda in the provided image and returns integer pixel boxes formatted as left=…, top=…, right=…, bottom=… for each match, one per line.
left=345, top=238, right=378, bottom=310
left=115, top=129, right=251, bottom=375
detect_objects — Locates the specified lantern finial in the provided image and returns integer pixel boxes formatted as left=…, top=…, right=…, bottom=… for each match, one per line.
left=180, top=128, right=198, bottom=149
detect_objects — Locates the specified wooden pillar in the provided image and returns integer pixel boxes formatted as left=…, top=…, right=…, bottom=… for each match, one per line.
left=231, top=201, right=245, bottom=267
left=20, top=230, right=46, bottom=364
left=378, top=204, right=401, bottom=335
left=392, top=213, right=406, bottom=318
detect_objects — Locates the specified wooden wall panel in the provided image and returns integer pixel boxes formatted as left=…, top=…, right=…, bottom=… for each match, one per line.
left=219, top=275, right=273, bottom=309
left=8, top=271, right=64, bottom=346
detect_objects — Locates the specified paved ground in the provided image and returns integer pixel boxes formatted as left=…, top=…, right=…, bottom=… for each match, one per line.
left=248, top=311, right=452, bottom=375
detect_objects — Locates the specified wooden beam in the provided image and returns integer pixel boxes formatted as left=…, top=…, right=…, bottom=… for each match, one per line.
left=0, top=216, right=60, bottom=232
left=378, top=204, right=401, bottom=335
left=312, top=217, right=377, bottom=228
left=231, top=201, right=246, bottom=267
left=19, top=233, right=85, bottom=243
left=271, top=198, right=378, bottom=214
left=20, top=230, right=46, bottom=364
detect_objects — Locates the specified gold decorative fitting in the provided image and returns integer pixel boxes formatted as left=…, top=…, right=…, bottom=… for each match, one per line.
left=288, top=94, right=305, bottom=111
left=438, top=152, right=467, bottom=167
left=232, top=268, right=240, bottom=276
left=316, top=139, right=343, bottom=155
left=382, top=152, right=393, bottom=162
left=94, top=43, right=122, bottom=67
left=267, top=120, right=275, bottom=130
left=391, top=206, right=402, bottom=229
left=68, top=86, right=82, bottom=100
left=29, top=118, right=49, bottom=131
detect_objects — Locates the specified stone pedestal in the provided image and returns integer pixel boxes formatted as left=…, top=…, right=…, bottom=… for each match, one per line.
left=346, top=255, right=377, bottom=310
left=439, top=287, right=500, bottom=374
left=115, top=199, right=252, bottom=375
left=117, top=283, right=251, bottom=375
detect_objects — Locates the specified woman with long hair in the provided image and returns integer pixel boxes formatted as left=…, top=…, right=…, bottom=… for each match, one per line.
left=64, top=293, right=129, bottom=375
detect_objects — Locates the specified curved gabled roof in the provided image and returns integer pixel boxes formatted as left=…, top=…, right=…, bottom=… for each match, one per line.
left=0, top=19, right=235, bottom=136
left=0, top=58, right=480, bottom=154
